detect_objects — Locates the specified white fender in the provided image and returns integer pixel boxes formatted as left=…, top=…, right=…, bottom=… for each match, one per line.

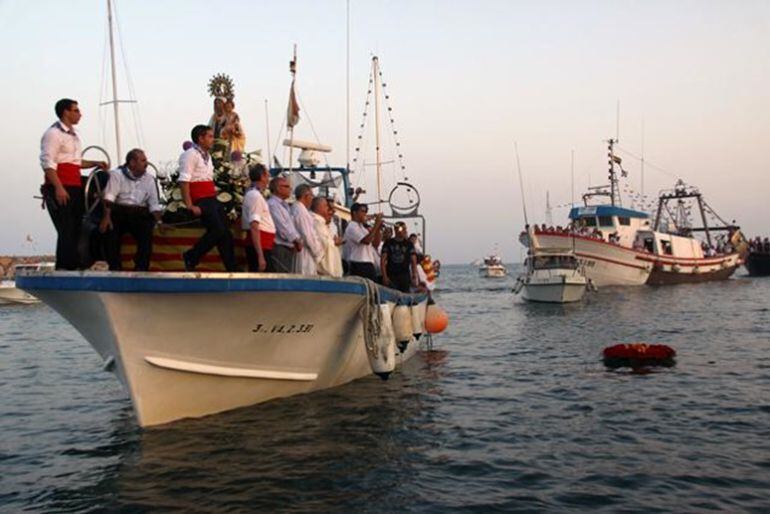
left=392, top=305, right=413, bottom=352
left=410, top=301, right=426, bottom=339
left=368, top=304, right=396, bottom=379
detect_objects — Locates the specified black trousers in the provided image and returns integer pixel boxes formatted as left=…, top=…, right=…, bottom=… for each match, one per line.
left=186, top=197, right=237, bottom=271
left=245, top=246, right=274, bottom=272
left=103, top=206, right=154, bottom=271
left=389, top=271, right=412, bottom=293
left=44, top=185, right=85, bottom=270
left=348, top=261, right=378, bottom=282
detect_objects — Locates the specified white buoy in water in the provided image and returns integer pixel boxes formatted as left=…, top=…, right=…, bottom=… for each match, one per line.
left=392, top=305, right=413, bottom=353
left=410, top=301, right=426, bottom=340
left=367, top=304, right=397, bottom=380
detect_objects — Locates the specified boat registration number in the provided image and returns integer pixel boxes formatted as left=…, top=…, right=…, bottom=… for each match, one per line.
left=251, top=323, right=315, bottom=335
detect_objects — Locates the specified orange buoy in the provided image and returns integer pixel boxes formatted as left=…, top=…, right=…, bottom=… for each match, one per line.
left=424, top=304, right=449, bottom=334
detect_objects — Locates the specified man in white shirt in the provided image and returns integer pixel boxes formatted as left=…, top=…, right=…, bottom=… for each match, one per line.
left=343, top=203, right=383, bottom=281
left=40, top=98, right=108, bottom=269
left=99, top=149, right=163, bottom=271
left=291, top=184, right=323, bottom=275
left=311, top=197, right=344, bottom=278
left=241, top=164, right=275, bottom=272
left=267, top=176, right=303, bottom=273
left=179, top=125, right=236, bottom=272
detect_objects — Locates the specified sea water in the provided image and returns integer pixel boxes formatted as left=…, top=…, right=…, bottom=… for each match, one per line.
left=1, top=266, right=769, bottom=512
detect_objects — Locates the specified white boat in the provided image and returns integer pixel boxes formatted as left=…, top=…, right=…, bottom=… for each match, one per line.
left=523, top=140, right=743, bottom=286
left=515, top=250, right=587, bottom=303
left=479, top=255, right=507, bottom=278
left=17, top=271, right=428, bottom=427
left=0, top=262, right=54, bottom=305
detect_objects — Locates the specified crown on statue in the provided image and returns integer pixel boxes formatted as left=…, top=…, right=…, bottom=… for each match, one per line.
left=208, top=73, right=235, bottom=100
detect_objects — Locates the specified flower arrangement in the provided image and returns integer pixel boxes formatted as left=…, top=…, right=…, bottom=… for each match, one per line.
left=160, top=139, right=262, bottom=224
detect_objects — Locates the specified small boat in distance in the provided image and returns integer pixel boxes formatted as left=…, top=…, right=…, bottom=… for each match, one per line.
left=745, top=238, right=770, bottom=276
left=479, top=254, right=507, bottom=278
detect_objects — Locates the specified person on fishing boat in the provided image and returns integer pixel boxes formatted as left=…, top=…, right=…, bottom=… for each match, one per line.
left=40, top=98, right=108, bottom=270
left=99, top=149, right=163, bottom=271
left=291, top=184, right=323, bottom=275
left=380, top=221, right=418, bottom=293
left=268, top=176, right=303, bottom=273
left=311, top=197, right=343, bottom=278
left=241, top=164, right=275, bottom=272
left=344, top=203, right=383, bottom=282
left=179, top=125, right=236, bottom=272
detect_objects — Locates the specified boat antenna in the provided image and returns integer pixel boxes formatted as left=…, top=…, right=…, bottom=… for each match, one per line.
left=640, top=118, right=645, bottom=199
left=570, top=149, right=575, bottom=208
left=616, top=99, right=620, bottom=143
left=515, top=142, right=529, bottom=227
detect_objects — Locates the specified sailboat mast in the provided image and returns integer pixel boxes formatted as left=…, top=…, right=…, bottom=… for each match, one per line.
left=346, top=0, right=351, bottom=171
left=107, top=0, right=122, bottom=161
left=372, top=56, right=383, bottom=212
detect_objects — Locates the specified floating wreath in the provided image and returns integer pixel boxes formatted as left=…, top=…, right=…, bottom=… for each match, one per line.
left=208, top=73, right=235, bottom=100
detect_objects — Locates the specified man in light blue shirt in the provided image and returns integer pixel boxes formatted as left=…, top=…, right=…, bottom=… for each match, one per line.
left=267, top=176, right=303, bottom=273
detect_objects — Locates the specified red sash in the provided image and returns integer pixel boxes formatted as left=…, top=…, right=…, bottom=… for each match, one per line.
left=189, top=181, right=216, bottom=203
left=51, top=162, right=81, bottom=187
left=260, top=231, right=276, bottom=251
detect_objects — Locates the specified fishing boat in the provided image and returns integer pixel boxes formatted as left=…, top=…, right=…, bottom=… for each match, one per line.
left=745, top=239, right=770, bottom=276
left=526, top=139, right=744, bottom=286
left=479, top=254, right=506, bottom=278
left=19, top=6, right=442, bottom=428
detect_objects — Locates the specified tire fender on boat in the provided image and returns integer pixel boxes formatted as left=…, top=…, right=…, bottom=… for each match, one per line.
left=410, top=302, right=426, bottom=340
left=392, top=305, right=413, bottom=353
left=367, top=304, right=397, bottom=380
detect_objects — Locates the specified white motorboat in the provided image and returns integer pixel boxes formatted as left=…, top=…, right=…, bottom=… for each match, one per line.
left=514, top=249, right=588, bottom=303
left=17, top=271, right=428, bottom=427
left=0, top=262, right=54, bottom=305
left=479, top=255, right=507, bottom=278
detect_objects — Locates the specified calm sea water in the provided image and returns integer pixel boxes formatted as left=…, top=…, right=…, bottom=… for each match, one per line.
left=1, top=265, right=769, bottom=513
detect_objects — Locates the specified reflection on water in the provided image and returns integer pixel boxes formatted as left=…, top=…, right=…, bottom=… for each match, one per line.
left=2, top=267, right=769, bottom=512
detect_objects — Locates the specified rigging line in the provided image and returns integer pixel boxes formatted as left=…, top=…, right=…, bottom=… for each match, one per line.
left=98, top=14, right=110, bottom=148
left=295, top=92, right=330, bottom=168
left=615, top=145, right=678, bottom=179
left=271, top=109, right=288, bottom=166
left=352, top=73, right=374, bottom=176
left=113, top=0, right=144, bottom=150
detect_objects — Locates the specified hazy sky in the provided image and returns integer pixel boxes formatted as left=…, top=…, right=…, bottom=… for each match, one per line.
left=1, top=0, right=768, bottom=263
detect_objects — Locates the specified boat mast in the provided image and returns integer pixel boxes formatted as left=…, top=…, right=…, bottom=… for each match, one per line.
left=607, top=138, right=619, bottom=206
left=107, top=0, right=122, bottom=161
left=372, top=56, right=383, bottom=212
left=288, top=44, right=297, bottom=173
left=346, top=0, right=351, bottom=171
left=696, top=193, right=712, bottom=247
left=264, top=99, right=271, bottom=167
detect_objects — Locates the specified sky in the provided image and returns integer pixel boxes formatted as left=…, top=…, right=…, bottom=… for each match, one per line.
left=1, top=0, right=768, bottom=263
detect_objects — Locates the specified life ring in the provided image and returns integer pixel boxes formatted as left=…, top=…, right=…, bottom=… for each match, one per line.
left=602, top=343, right=676, bottom=369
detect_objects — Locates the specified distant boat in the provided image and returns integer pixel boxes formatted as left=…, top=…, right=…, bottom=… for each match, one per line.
left=745, top=245, right=770, bottom=276
left=0, top=262, right=53, bottom=305
left=479, top=255, right=506, bottom=278
left=514, top=230, right=588, bottom=303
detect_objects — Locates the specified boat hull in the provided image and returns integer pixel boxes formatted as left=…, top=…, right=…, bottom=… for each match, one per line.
left=533, top=232, right=651, bottom=286
left=640, top=253, right=741, bottom=285
left=522, top=279, right=586, bottom=303
left=0, top=283, right=40, bottom=305
left=17, top=272, right=427, bottom=427
left=745, top=252, right=770, bottom=277
left=479, top=266, right=506, bottom=278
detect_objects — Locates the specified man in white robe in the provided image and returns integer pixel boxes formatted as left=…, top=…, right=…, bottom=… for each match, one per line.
left=291, top=184, right=323, bottom=275
left=311, top=197, right=343, bottom=277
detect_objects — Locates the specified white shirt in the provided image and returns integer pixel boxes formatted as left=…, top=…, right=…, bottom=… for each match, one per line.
left=39, top=121, right=81, bottom=170
left=291, top=202, right=323, bottom=275
left=103, top=167, right=163, bottom=212
left=178, top=145, right=213, bottom=182
left=314, top=213, right=343, bottom=278
left=241, top=187, right=276, bottom=233
left=344, top=221, right=379, bottom=264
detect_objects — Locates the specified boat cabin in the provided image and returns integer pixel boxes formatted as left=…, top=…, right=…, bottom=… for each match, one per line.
left=568, top=205, right=650, bottom=246
left=634, top=230, right=704, bottom=259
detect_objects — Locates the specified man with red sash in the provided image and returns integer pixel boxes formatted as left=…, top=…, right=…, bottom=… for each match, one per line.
left=241, top=164, right=276, bottom=271
left=179, top=125, right=236, bottom=271
left=40, top=98, right=108, bottom=270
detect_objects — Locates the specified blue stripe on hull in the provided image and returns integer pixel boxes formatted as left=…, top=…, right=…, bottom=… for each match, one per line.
left=16, top=273, right=427, bottom=305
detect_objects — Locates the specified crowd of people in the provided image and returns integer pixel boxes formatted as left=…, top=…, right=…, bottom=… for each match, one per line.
left=748, top=237, right=770, bottom=253
left=39, top=98, right=436, bottom=293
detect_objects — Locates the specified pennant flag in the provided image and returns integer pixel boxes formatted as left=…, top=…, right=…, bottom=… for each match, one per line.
left=287, top=79, right=300, bottom=129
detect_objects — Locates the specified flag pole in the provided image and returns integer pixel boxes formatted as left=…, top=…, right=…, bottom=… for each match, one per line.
left=288, top=44, right=297, bottom=174
left=264, top=99, right=271, bottom=169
